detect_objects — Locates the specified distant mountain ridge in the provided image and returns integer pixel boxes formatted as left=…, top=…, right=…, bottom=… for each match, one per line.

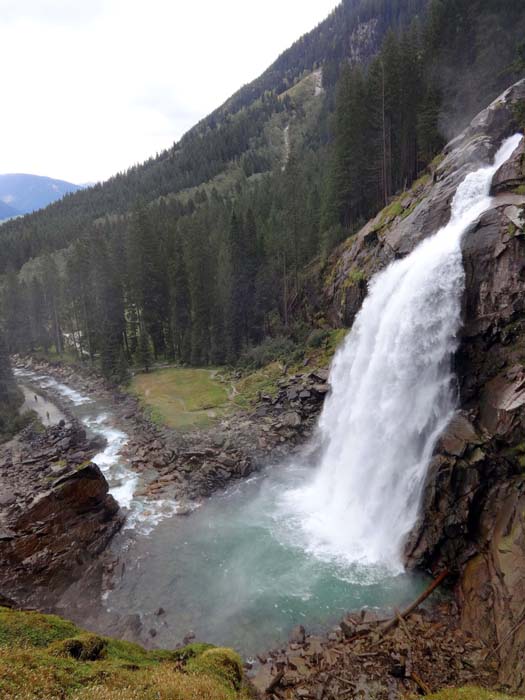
left=0, top=199, right=19, bottom=221
left=0, top=174, right=82, bottom=220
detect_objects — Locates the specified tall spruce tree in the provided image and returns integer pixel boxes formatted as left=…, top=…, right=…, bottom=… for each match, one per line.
left=0, top=328, right=23, bottom=442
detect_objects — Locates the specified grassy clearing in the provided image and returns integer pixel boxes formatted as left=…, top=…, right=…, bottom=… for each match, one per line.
left=233, top=329, right=346, bottom=407
left=0, top=607, right=246, bottom=700
left=131, top=367, right=232, bottom=430
left=131, top=330, right=348, bottom=427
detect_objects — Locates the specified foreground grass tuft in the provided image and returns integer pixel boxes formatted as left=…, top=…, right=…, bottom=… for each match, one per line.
left=0, top=607, right=247, bottom=700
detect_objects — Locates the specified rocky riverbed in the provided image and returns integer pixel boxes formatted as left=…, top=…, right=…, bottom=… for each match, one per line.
left=13, top=356, right=331, bottom=504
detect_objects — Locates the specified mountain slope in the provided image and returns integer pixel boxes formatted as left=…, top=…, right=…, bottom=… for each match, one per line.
left=0, top=174, right=82, bottom=220
left=0, top=0, right=428, bottom=270
left=1, top=0, right=524, bottom=382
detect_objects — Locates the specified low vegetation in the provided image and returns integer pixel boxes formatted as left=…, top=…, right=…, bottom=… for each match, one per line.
left=426, top=689, right=524, bottom=700
left=0, top=607, right=247, bottom=700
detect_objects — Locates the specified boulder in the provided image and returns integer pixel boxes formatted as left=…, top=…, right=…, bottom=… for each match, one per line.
left=437, top=414, right=481, bottom=457
left=282, top=412, right=302, bottom=428
left=0, top=426, right=123, bottom=607
left=289, top=624, right=306, bottom=645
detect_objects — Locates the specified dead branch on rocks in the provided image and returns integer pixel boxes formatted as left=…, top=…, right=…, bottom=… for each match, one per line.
left=382, top=569, right=449, bottom=635
left=411, top=670, right=432, bottom=695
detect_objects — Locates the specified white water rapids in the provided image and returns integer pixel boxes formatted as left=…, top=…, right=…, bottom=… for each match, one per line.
left=14, top=369, right=178, bottom=533
left=283, top=134, right=523, bottom=571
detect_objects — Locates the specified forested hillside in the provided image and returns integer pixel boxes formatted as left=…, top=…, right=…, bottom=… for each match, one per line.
left=1, top=0, right=525, bottom=380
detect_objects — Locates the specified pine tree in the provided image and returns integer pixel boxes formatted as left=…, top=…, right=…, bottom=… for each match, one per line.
left=41, top=254, right=64, bottom=356
left=169, top=227, right=192, bottom=362
left=91, top=233, right=128, bottom=382
left=128, top=201, right=169, bottom=358
left=0, top=328, right=23, bottom=441
left=135, top=328, right=153, bottom=373
left=225, top=212, right=245, bottom=361
left=27, top=277, right=50, bottom=352
left=185, top=218, right=212, bottom=365
left=3, top=270, right=29, bottom=353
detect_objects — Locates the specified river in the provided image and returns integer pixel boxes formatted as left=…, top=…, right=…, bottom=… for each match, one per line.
left=15, top=367, right=426, bottom=657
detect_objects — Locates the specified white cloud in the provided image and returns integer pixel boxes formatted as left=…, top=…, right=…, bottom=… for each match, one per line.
left=0, top=0, right=106, bottom=25
left=0, top=0, right=340, bottom=183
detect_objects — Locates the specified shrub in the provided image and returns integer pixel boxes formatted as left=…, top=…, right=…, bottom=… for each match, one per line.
left=239, top=336, right=297, bottom=369
left=306, top=328, right=330, bottom=348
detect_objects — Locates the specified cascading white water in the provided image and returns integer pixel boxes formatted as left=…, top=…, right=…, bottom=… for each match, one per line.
left=284, top=134, right=523, bottom=571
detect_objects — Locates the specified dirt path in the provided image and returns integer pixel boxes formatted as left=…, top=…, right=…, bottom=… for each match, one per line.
left=20, top=386, right=67, bottom=427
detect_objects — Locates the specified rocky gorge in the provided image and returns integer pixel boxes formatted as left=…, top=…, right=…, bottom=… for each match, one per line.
left=12, top=356, right=330, bottom=503
left=3, top=80, right=525, bottom=698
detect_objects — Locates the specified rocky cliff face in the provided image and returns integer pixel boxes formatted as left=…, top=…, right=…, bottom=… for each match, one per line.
left=311, top=79, right=525, bottom=691
left=0, top=422, right=123, bottom=606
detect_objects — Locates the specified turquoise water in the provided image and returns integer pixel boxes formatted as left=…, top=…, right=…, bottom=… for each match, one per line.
left=103, top=463, right=428, bottom=656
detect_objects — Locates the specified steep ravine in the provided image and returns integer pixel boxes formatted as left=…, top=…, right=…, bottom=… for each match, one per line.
left=3, top=81, right=525, bottom=698
left=303, top=79, right=525, bottom=692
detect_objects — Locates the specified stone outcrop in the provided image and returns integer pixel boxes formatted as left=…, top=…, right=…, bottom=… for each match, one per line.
left=0, top=422, right=123, bottom=606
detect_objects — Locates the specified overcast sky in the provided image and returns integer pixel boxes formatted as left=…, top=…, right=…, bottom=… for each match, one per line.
left=0, top=0, right=340, bottom=184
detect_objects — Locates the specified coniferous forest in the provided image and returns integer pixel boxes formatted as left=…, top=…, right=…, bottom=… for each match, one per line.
left=1, top=0, right=525, bottom=383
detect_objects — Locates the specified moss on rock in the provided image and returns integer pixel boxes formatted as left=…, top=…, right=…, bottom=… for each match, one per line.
left=187, top=647, right=244, bottom=690
left=49, top=633, right=107, bottom=661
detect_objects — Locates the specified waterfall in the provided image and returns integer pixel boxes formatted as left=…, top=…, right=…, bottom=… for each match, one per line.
left=284, top=134, right=523, bottom=571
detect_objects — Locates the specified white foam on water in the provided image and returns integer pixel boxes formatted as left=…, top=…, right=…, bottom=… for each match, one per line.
left=14, top=368, right=179, bottom=534
left=280, top=134, right=523, bottom=572
left=39, top=376, right=93, bottom=405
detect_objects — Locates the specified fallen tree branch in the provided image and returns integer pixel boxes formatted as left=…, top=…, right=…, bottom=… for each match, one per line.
left=411, top=670, right=432, bottom=695
left=382, top=569, right=449, bottom=635
left=395, top=607, right=412, bottom=640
